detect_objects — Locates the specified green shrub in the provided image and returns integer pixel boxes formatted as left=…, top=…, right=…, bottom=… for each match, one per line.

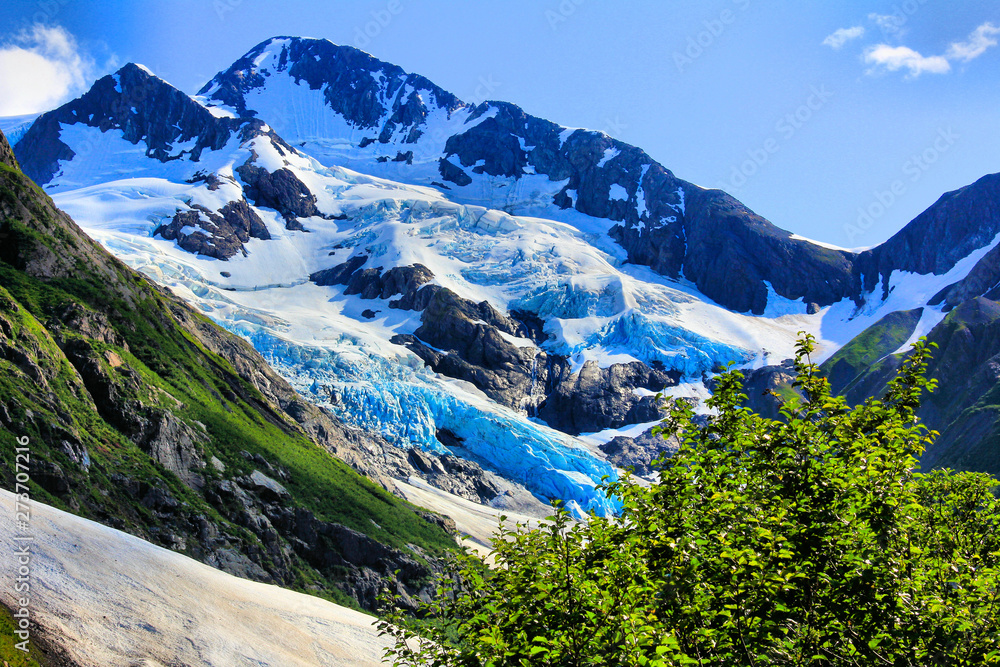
left=382, top=335, right=1000, bottom=666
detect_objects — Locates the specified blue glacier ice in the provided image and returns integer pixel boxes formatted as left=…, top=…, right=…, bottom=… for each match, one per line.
left=220, top=323, right=620, bottom=516
left=586, top=311, right=753, bottom=375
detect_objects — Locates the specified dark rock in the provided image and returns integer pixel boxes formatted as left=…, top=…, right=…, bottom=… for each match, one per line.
left=538, top=360, right=676, bottom=435
left=392, top=286, right=677, bottom=434
left=930, top=239, right=1000, bottom=311
left=235, top=159, right=322, bottom=226
left=243, top=469, right=290, bottom=501
left=155, top=200, right=269, bottom=260
left=29, top=458, right=71, bottom=496
left=311, top=257, right=435, bottom=302
left=310, top=254, right=368, bottom=286
left=438, top=157, right=472, bottom=186
left=600, top=428, right=680, bottom=476
left=201, top=37, right=463, bottom=140
left=138, top=412, right=206, bottom=489
left=735, top=362, right=799, bottom=421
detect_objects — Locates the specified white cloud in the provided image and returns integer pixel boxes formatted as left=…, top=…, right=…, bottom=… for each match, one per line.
left=945, top=22, right=1000, bottom=62
left=0, top=25, right=96, bottom=117
left=863, top=44, right=951, bottom=77
left=822, top=26, right=865, bottom=50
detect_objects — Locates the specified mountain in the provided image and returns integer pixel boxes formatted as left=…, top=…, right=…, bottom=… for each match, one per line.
left=0, top=126, right=472, bottom=613
left=11, top=35, right=1000, bottom=516
left=196, top=37, right=857, bottom=315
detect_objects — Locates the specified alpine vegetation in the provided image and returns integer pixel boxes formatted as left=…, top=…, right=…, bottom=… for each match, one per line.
left=381, top=335, right=1000, bottom=666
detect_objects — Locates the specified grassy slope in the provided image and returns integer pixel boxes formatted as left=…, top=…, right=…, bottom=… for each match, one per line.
left=820, top=307, right=923, bottom=396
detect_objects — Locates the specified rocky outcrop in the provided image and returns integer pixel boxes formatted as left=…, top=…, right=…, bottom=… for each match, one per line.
left=735, top=362, right=799, bottom=421
left=235, top=160, right=323, bottom=227
left=155, top=200, right=270, bottom=260
left=539, top=361, right=676, bottom=435
left=383, top=284, right=677, bottom=434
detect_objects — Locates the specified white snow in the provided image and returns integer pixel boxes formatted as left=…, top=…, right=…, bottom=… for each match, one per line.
left=597, top=147, right=620, bottom=168
left=609, top=183, right=628, bottom=201
left=0, top=490, right=390, bottom=666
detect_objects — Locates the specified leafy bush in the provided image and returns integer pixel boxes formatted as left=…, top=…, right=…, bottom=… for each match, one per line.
left=381, top=335, right=1000, bottom=666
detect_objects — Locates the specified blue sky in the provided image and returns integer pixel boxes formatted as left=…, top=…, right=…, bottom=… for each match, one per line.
left=0, top=0, right=998, bottom=248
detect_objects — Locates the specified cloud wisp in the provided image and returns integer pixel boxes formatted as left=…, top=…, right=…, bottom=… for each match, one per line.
left=0, top=25, right=97, bottom=117
left=863, top=44, right=950, bottom=76
left=822, top=26, right=865, bottom=50
left=945, top=21, right=1000, bottom=62
left=825, top=19, right=1000, bottom=78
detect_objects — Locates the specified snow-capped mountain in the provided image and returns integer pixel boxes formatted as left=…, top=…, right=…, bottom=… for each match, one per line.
left=12, top=37, right=1000, bottom=512
left=195, top=37, right=860, bottom=316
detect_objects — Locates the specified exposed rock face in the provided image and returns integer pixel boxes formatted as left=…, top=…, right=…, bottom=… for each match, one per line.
left=735, top=362, right=799, bottom=421
left=155, top=200, right=271, bottom=259
left=388, top=282, right=676, bottom=434
left=139, top=412, right=207, bottom=489
left=929, top=240, right=1000, bottom=311
left=538, top=361, right=676, bottom=435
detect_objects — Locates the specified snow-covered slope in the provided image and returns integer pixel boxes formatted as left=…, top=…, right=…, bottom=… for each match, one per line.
left=0, top=490, right=390, bottom=666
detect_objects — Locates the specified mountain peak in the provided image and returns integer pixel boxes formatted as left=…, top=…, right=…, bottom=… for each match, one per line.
left=14, top=61, right=245, bottom=186
left=198, top=36, right=464, bottom=126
